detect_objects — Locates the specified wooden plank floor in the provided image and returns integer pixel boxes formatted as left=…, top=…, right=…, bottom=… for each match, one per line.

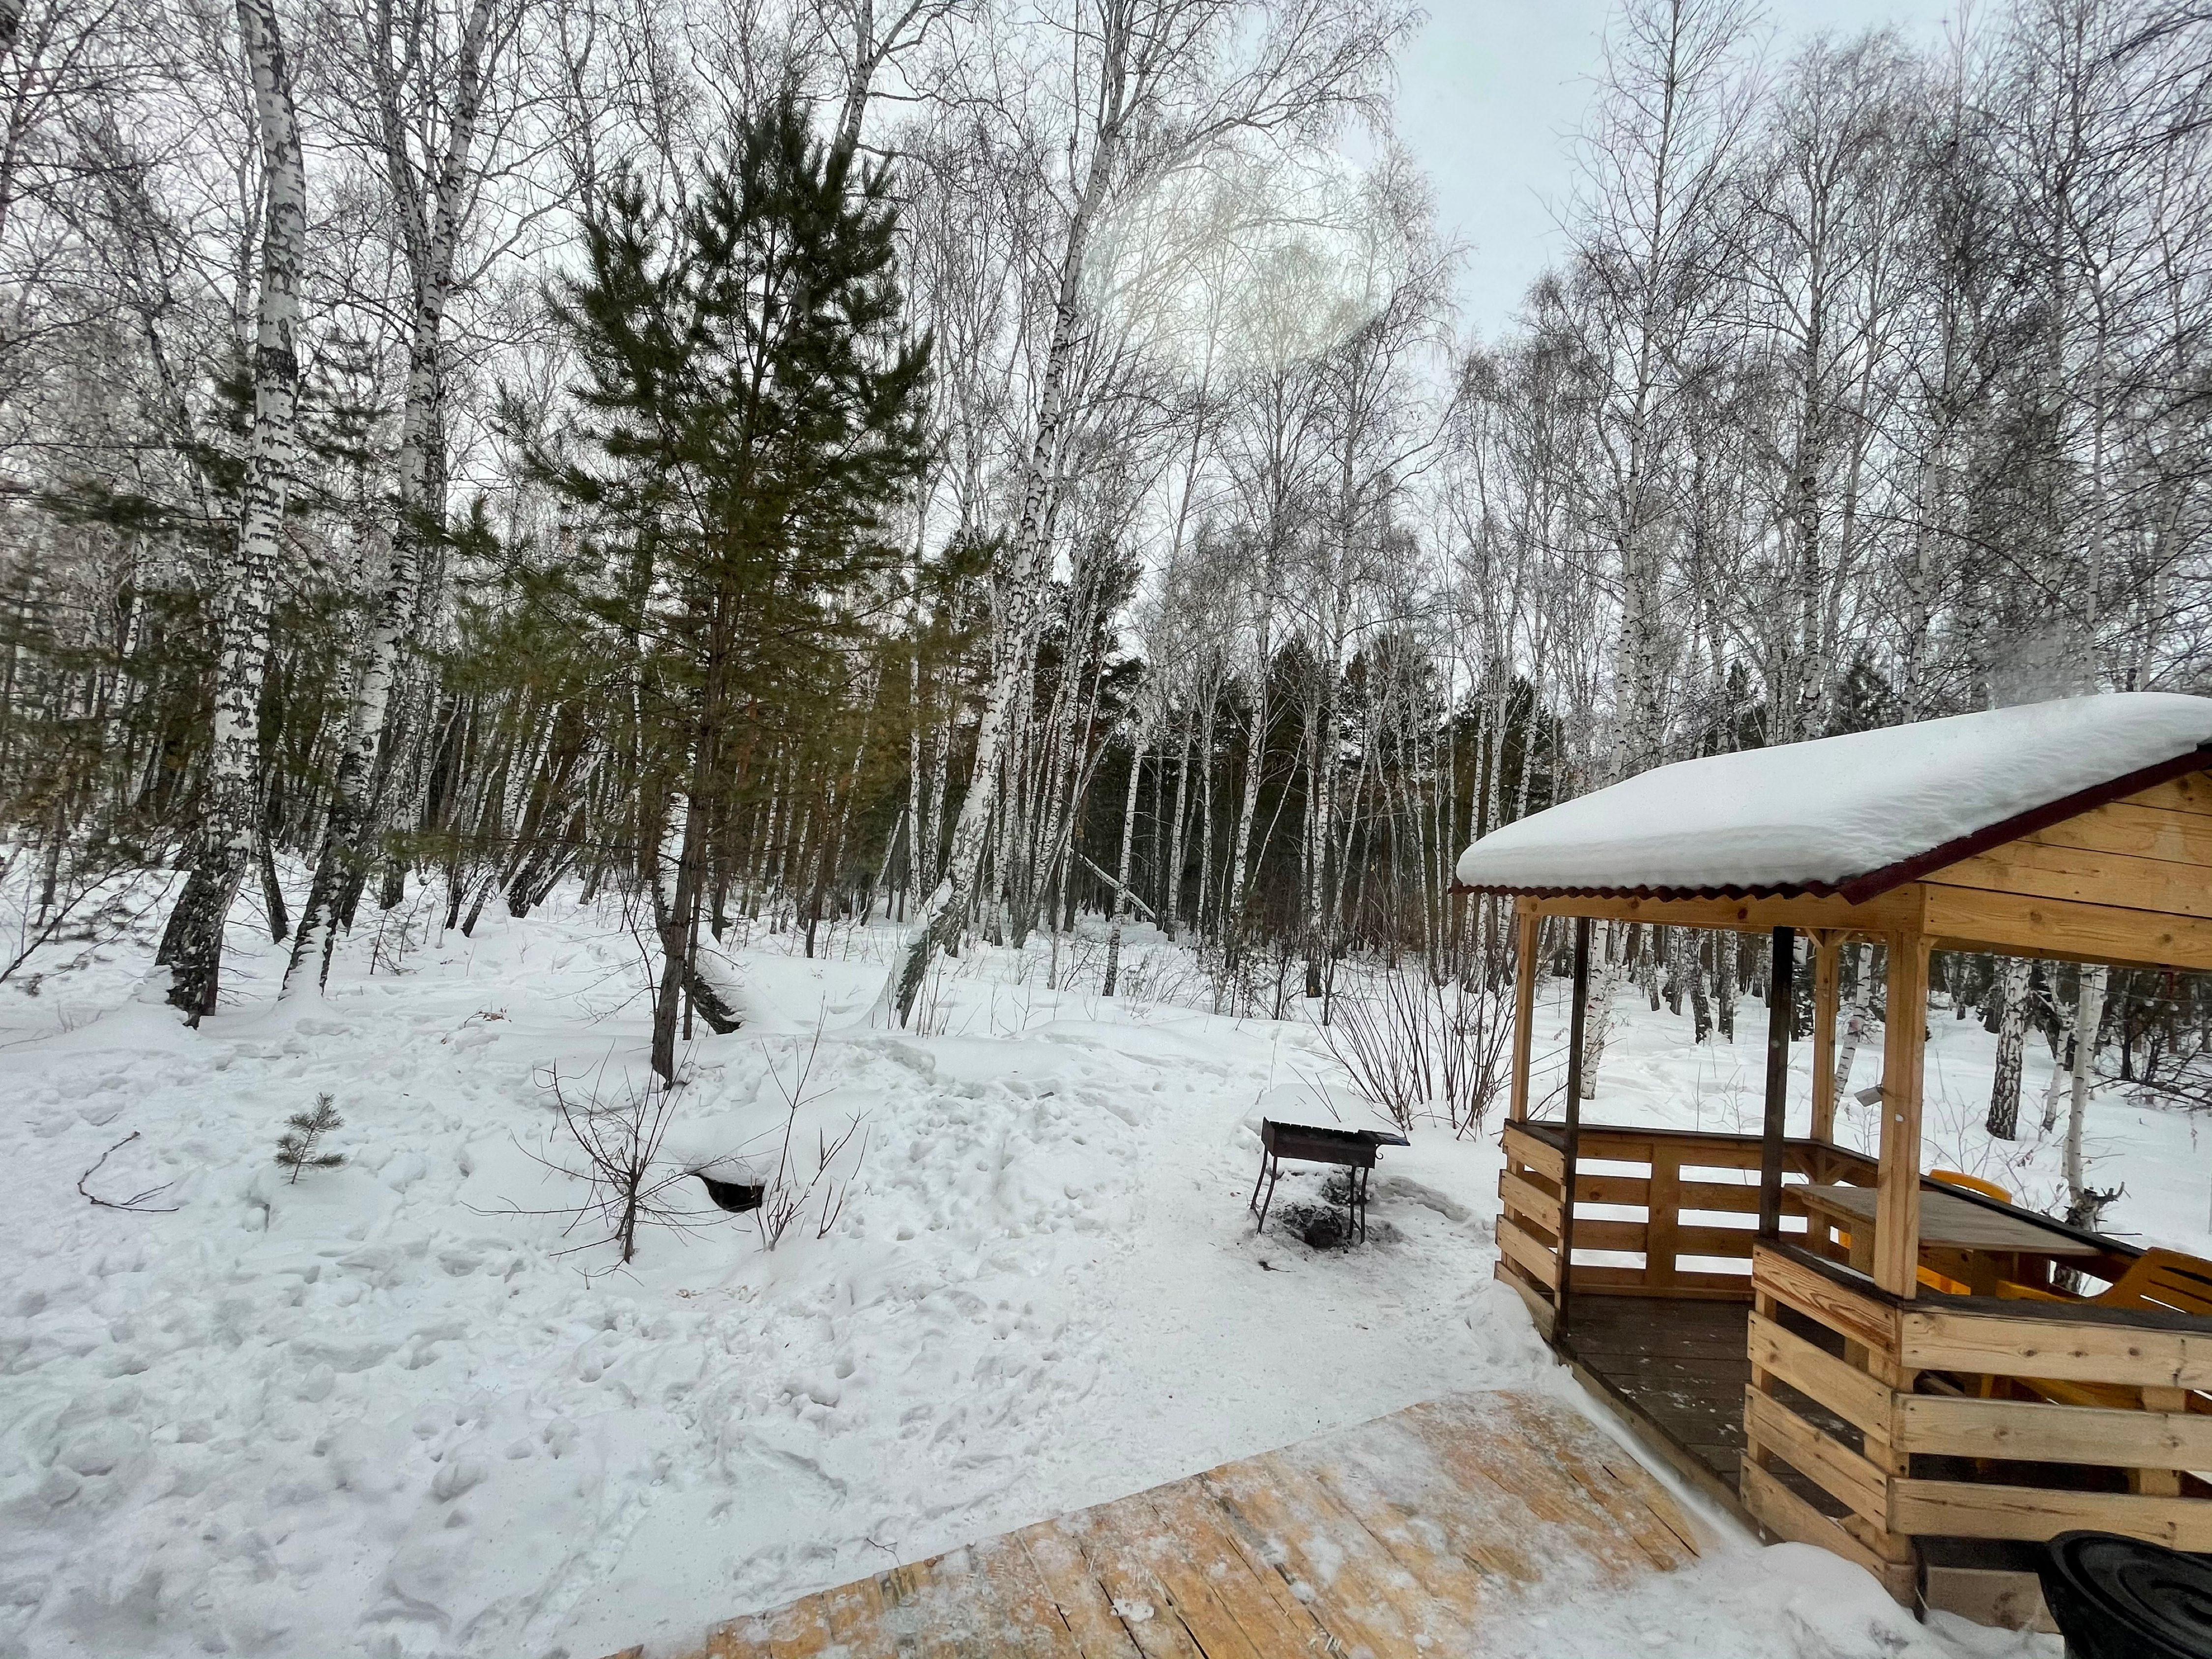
left=1559, top=1297, right=1755, bottom=1492
left=1559, top=1296, right=1861, bottom=1530
left=651, top=1390, right=1701, bottom=1659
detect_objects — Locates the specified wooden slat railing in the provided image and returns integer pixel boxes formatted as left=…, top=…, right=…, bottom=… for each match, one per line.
left=1744, top=1243, right=1918, bottom=1601
left=1496, top=1122, right=1873, bottom=1316
left=1495, top=1127, right=2212, bottom=1600
left=1739, top=1241, right=2212, bottom=1603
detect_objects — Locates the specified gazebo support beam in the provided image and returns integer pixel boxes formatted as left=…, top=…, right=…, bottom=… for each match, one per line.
left=1508, top=909, right=1539, bottom=1123
left=1556, top=916, right=1591, bottom=1335
left=1524, top=888, right=1925, bottom=935
left=1809, top=931, right=1840, bottom=1143
left=1758, top=928, right=1794, bottom=1237
left=1871, top=933, right=1932, bottom=1299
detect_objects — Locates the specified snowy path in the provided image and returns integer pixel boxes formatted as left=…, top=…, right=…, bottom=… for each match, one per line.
left=0, top=894, right=2061, bottom=1658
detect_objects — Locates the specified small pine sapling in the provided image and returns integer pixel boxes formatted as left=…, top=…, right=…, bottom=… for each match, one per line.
left=275, top=1095, right=346, bottom=1182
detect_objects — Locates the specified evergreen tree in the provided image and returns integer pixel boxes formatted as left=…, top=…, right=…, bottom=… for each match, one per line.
left=516, top=86, right=930, bottom=1080
left=274, top=1095, right=346, bottom=1182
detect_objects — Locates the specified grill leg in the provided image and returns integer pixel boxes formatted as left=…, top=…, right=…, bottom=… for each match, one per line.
left=1249, top=1149, right=1269, bottom=1216
left=1256, top=1159, right=1281, bottom=1235
left=1355, top=1165, right=1369, bottom=1243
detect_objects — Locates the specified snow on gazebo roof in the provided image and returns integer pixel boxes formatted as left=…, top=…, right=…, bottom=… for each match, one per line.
left=1455, top=693, right=2212, bottom=902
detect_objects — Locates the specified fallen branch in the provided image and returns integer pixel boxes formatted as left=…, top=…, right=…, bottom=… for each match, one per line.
left=77, top=1131, right=178, bottom=1212
left=1076, top=852, right=1157, bottom=922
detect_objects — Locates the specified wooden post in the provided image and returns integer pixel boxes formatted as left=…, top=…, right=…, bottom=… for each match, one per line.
left=1759, top=927, right=1794, bottom=1238
left=1646, top=1146, right=1679, bottom=1291
left=1508, top=907, right=1539, bottom=1123
left=1556, top=916, right=1590, bottom=1334
left=1810, top=931, right=1841, bottom=1143
left=1871, top=934, right=1931, bottom=1299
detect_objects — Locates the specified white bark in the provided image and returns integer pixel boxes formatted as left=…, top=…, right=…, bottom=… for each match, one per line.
left=1161, top=712, right=1190, bottom=939
left=289, top=0, right=501, bottom=990
left=1834, top=941, right=1874, bottom=1097
left=1102, top=727, right=1145, bottom=997
left=878, top=28, right=1129, bottom=1024
left=161, top=0, right=306, bottom=1022
left=2064, top=965, right=2108, bottom=1212
left=1581, top=924, right=1618, bottom=1099
left=1986, top=957, right=2032, bottom=1139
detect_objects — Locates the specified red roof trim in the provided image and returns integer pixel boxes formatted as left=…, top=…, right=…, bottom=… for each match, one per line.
left=1451, top=743, right=2212, bottom=906
left=1448, top=879, right=1823, bottom=902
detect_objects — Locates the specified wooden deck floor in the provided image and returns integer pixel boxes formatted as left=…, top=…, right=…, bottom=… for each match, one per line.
left=647, top=1391, right=1702, bottom=1659
left=1556, top=1296, right=1860, bottom=1532
left=1558, top=1297, right=1755, bottom=1497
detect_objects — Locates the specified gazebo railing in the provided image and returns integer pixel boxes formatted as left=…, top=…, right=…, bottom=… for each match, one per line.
left=1745, top=1241, right=2212, bottom=1599
left=1497, top=1121, right=1878, bottom=1310
left=1499, top=1120, right=2212, bottom=1600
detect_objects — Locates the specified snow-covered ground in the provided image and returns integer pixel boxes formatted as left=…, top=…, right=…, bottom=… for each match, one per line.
left=0, top=877, right=2125, bottom=1659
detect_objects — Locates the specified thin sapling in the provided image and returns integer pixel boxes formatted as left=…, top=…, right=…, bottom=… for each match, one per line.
left=275, top=1095, right=346, bottom=1182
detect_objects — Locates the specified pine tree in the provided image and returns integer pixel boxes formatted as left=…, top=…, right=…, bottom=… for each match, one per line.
left=275, top=1095, right=346, bottom=1182
left=517, top=84, right=931, bottom=1081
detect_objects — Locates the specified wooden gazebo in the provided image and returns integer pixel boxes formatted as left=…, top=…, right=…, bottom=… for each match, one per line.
left=1458, top=693, right=2212, bottom=1626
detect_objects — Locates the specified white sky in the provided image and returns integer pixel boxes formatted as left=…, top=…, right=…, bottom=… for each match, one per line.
left=1395, top=0, right=1967, bottom=339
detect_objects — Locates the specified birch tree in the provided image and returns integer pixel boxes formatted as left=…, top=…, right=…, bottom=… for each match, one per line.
left=158, top=0, right=306, bottom=1023
left=1986, top=955, right=2033, bottom=1137
left=289, top=0, right=514, bottom=990
left=879, top=0, right=1406, bottom=1023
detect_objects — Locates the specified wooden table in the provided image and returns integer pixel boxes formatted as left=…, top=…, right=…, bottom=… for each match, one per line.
left=1795, top=1183, right=2104, bottom=1296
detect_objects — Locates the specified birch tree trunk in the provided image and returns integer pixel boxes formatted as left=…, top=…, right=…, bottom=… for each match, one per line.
left=1581, top=923, right=1617, bottom=1099
left=159, top=0, right=305, bottom=1023
left=2041, top=986, right=2073, bottom=1135
left=1226, top=617, right=1271, bottom=949
left=288, top=0, right=501, bottom=991
left=1196, top=689, right=1217, bottom=940
left=1687, top=930, right=1712, bottom=1043
left=1102, top=728, right=1144, bottom=997
left=880, top=53, right=1130, bottom=1022
left=1303, top=676, right=1332, bottom=997
left=1986, top=956, right=2031, bottom=1139
left=1161, top=712, right=1189, bottom=940
left=1834, top=942, right=1874, bottom=1098
left=2064, top=965, right=2108, bottom=1217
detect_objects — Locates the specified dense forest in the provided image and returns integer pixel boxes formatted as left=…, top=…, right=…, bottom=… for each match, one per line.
left=4, top=0, right=2212, bottom=1169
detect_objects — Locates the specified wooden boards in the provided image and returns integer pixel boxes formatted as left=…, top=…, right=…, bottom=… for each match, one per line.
left=1519, top=889, right=1926, bottom=937
left=1898, top=1305, right=2212, bottom=1388
left=649, top=1390, right=1701, bottom=1659
left=1919, top=775, right=2212, bottom=971
left=1921, top=884, right=2212, bottom=973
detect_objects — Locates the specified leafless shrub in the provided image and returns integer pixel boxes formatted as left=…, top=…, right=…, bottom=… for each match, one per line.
left=1434, top=974, right=1515, bottom=1135
left=1112, top=943, right=1208, bottom=1019
left=752, top=1026, right=868, bottom=1250
left=505, top=1065, right=717, bottom=1272
left=907, top=950, right=965, bottom=1035
left=1321, top=964, right=1514, bottom=1136
left=1, top=849, right=166, bottom=989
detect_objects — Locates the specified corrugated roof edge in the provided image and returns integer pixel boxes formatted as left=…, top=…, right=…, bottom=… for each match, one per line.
left=1448, top=741, right=2212, bottom=906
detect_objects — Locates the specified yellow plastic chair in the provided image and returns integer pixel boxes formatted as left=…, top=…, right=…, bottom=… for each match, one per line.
left=1996, top=1250, right=2212, bottom=1409
left=1930, top=1170, right=2013, bottom=1204
left=1915, top=1172, right=2015, bottom=1293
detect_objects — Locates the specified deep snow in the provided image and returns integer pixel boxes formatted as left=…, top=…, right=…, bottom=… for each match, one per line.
left=0, top=878, right=2119, bottom=1658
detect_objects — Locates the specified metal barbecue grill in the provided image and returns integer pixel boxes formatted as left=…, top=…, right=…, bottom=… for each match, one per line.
left=1249, top=1119, right=1410, bottom=1243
